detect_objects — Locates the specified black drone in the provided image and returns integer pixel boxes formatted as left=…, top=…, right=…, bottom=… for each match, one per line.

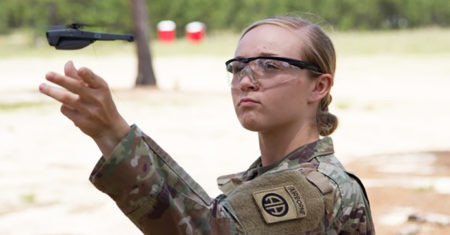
left=46, top=23, right=134, bottom=50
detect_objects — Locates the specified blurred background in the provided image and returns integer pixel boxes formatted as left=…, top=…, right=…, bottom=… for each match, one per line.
left=0, top=0, right=449, bottom=234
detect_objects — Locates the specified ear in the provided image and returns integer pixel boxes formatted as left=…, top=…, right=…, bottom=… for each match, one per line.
left=307, top=73, right=333, bottom=104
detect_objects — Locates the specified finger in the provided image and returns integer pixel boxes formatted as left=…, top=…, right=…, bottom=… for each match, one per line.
left=45, top=72, right=86, bottom=96
left=60, top=104, right=84, bottom=127
left=64, top=61, right=82, bottom=80
left=61, top=104, right=100, bottom=137
left=39, top=83, right=79, bottom=106
left=61, top=103, right=77, bottom=111
left=77, top=67, right=106, bottom=89
left=61, top=104, right=80, bottom=120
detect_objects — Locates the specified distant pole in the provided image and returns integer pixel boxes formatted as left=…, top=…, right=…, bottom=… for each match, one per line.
left=131, top=0, right=157, bottom=87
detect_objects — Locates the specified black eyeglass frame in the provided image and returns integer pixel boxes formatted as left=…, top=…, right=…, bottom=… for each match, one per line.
left=225, top=56, right=322, bottom=74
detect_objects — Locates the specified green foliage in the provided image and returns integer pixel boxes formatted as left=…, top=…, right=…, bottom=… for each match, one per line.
left=0, top=0, right=449, bottom=35
left=0, top=0, right=132, bottom=33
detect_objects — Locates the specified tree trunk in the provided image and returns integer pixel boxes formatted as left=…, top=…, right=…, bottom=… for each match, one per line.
left=48, top=2, right=57, bottom=26
left=131, top=0, right=157, bottom=86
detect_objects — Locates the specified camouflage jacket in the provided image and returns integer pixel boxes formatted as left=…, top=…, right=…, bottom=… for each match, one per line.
left=90, top=125, right=374, bottom=234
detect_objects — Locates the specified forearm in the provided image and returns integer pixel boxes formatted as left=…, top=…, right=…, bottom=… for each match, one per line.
left=89, top=125, right=236, bottom=234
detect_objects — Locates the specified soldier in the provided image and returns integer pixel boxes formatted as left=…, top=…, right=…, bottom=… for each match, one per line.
left=40, top=15, right=374, bottom=234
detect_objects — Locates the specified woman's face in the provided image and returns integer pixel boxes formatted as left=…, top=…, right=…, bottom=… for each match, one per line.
left=231, top=24, right=318, bottom=132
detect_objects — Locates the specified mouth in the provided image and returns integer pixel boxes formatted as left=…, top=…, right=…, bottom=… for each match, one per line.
left=238, top=97, right=259, bottom=107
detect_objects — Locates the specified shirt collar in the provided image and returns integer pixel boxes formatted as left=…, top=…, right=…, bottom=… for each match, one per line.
left=217, top=137, right=334, bottom=194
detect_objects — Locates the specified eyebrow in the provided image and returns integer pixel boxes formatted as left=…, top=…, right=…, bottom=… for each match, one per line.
left=235, top=52, right=279, bottom=59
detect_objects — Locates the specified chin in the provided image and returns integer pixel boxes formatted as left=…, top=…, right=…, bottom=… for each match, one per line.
left=236, top=110, right=265, bottom=131
left=240, top=123, right=260, bottom=132
left=239, top=118, right=264, bottom=132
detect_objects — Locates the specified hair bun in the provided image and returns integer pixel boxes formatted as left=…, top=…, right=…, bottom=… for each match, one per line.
left=318, top=111, right=338, bottom=136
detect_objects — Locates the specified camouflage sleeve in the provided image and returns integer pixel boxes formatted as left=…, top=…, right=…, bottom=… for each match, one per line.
left=335, top=175, right=375, bottom=234
left=89, top=125, right=238, bottom=234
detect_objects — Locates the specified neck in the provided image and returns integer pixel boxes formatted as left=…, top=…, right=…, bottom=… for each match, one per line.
left=258, top=121, right=319, bottom=166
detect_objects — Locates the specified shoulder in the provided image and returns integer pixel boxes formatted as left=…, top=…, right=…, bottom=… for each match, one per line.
left=315, top=154, right=367, bottom=209
left=316, top=154, right=374, bottom=233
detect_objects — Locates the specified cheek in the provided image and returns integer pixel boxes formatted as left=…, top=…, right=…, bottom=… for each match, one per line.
left=288, top=78, right=312, bottom=104
left=231, top=87, right=240, bottom=107
left=268, top=79, right=307, bottom=106
left=263, top=80, right=311, bottom=119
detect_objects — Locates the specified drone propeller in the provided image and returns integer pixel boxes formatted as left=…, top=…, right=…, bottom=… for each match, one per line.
left=65, top=23, right=93, bottom=30
left=47, top=23, right=92, bottom=30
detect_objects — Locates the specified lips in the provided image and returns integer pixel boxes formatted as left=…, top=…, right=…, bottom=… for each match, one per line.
left=238, top=97, right=259, bottom=106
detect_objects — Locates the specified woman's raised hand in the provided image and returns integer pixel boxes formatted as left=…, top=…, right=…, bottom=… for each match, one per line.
left=39, top=61, right=130, bottom=158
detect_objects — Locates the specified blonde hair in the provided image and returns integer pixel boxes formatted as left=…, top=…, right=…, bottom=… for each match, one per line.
left=241, top=15, right=338, bottom=136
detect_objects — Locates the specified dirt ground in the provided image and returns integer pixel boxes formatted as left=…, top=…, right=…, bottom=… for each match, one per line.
left=348, top=151, right=450, bottom=234
left=0, top=54, right=449, bottom=234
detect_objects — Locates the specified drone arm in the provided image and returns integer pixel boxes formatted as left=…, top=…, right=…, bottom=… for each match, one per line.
left=96, top=32, right=134, bottom=42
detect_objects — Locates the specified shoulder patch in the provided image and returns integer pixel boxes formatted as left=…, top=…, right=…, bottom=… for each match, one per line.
left=252, top=185, right=307, bottom=224
left=226, top=170, right=324, bottom=234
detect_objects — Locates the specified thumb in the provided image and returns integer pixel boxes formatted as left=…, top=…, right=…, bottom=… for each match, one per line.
left=77, top=67, right=106, bottom=89
left=64, top=61, right=81, bottom=80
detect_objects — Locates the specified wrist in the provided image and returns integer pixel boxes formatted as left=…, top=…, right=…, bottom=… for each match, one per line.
left=94, top=118, right=130, bottom=159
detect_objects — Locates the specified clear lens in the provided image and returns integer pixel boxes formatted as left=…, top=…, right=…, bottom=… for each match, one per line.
left=255, top=59, right=295, bottom=75
left=226, top=66, right=234, bottom=85
left=225, top=58, right=300, bottom=86
left=226, top=61, right=246, bottom=74
left=226, top=60, right=246, bottom=85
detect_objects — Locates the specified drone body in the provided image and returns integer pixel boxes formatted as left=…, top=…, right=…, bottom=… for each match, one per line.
left=46, top=23, right=134, bottom=50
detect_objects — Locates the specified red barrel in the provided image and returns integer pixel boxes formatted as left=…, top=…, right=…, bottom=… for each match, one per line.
left=185, top=21, right=206, bottom=43
left=157, top=20, right=176, bottom=42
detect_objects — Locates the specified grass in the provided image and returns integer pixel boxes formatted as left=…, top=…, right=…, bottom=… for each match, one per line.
left=0, top=30, right=238, bottom=58
left=0, top=30, right=135, bottom=58
left=331, top=27, right=450, bottom=56
left=1, top=28, right=449, bottom=58
left=0, top=101, right=52, bottom=111
left=20, top=193, right=36, bottom=203
left=336, top=100, right=352, bottom=110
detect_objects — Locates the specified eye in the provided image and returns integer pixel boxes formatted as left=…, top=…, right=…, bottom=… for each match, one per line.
left=227, top=62, right=246, bottom=74
left=259, top=59, right=281, bottom=70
